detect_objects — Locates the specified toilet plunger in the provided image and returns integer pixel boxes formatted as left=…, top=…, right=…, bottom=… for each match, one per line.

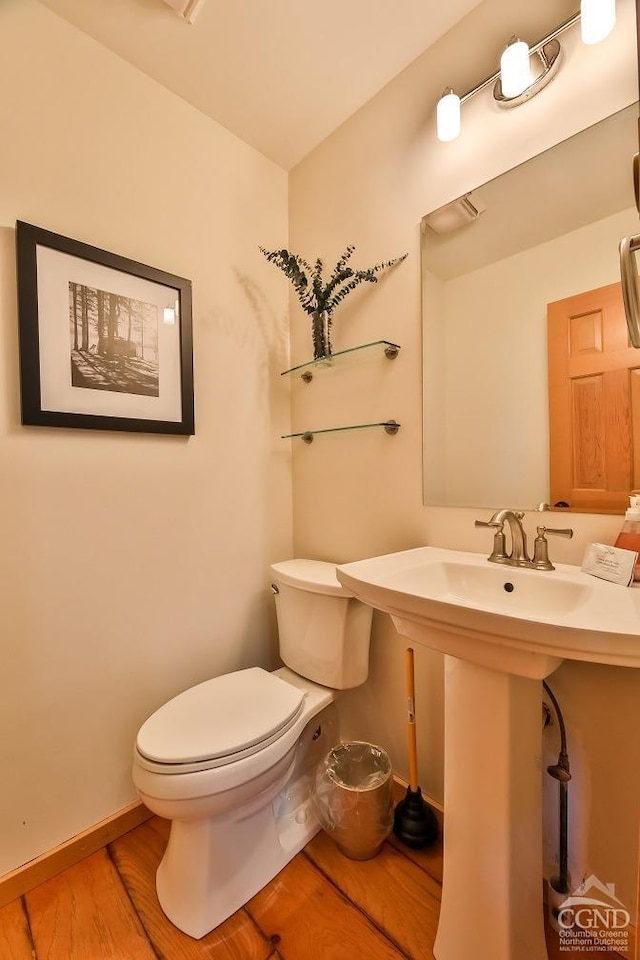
left=393, top=647, right=439, bottom=848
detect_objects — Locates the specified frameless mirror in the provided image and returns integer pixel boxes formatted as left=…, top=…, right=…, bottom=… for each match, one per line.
left=422, top=102, right=640, bottom=514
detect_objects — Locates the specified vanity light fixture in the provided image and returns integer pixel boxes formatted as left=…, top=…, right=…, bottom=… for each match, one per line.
left=436, top=2, right=616, bottom=142
left=581, top=0, right=616, bottom=43
left=436, top=89, right=461, bottom=142
left=500, top=37, right=532, bottom=98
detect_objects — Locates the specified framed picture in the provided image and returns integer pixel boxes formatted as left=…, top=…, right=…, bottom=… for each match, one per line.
left=16, top=221, right=194, bottom=435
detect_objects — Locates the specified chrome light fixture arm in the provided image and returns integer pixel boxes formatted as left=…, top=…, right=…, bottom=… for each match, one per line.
left=457, top=12, right=581, bottom=109
left=493, top=39, right=562, bottom=108
left=436, top=6, right=616, bottom=141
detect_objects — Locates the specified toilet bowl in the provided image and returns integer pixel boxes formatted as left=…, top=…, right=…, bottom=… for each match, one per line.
left=132, top=559, right=373, bottom=939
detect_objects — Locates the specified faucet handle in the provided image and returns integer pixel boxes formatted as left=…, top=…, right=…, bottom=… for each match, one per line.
left=532, top=526, right=574, bottom=571
left=539, top=526, right=573, bottom=539
left=475, top=518, right=509, bottom=562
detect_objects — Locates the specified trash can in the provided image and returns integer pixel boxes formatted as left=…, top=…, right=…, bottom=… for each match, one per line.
left=312, top=741, right=394, bottom=860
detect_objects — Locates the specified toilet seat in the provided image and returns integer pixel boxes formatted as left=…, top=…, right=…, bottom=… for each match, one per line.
left=135, top=668, right=306, bottom=775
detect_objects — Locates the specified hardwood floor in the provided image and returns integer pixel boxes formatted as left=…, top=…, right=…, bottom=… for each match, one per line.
left=0, top=811, right=626, bottom=959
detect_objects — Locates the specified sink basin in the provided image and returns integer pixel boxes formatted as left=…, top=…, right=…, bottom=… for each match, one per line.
left=337, top=545, right=640, bottom=679
left=335, top=546, right=640, bottom=960
left=413, top=557, right=589, bottom=615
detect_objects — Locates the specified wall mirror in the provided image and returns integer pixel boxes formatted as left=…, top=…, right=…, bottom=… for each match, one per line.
left=422, top=102, right=640, bottom=514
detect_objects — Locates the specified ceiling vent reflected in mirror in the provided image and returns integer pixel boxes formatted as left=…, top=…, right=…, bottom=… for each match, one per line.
left=161, top=0, right=206, bottom=23
left=423, top=194, right=486, bottom=236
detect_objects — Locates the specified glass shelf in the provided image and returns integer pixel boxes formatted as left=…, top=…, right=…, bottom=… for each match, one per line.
left=281, top=339, right=401, bottom=382
left=282, top=420, right=400, bottom=443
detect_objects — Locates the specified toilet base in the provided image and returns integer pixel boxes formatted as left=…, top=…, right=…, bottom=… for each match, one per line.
left=154, top=700, right=338, bottom=939
left=157, top=786, right=320, bottom=938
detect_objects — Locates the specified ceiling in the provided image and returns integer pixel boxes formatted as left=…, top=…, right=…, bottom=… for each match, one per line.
left=37, top=0, right=482, bottom=169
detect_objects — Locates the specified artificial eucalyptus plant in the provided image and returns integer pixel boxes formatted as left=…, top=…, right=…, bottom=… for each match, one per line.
left=259, top=244, right=407, bottom=359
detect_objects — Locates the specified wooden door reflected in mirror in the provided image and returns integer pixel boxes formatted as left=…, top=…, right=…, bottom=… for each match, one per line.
left=548, top=281, right=640, bottom=513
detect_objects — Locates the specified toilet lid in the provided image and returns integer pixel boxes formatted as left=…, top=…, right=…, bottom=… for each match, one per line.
left=136, top=668, right=305, bottom=766
left=270, top=559, right=353, bottom=597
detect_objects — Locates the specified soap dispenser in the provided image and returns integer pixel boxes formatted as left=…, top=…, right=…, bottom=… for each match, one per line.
left=614, top=494, right=640, bottom=581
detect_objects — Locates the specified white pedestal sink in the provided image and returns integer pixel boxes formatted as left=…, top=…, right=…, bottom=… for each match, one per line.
left=337, top=546, right=640, bottom=960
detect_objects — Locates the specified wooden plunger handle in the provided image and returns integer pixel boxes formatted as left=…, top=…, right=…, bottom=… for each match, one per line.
left=405, top=647, right=419, bottom=791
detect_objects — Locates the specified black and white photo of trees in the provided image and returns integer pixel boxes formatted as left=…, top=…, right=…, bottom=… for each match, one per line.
left=69, top=282, right=160, bottom=397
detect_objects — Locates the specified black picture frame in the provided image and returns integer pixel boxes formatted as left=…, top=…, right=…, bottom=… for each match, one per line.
left=16, top=221, right=194, bottom=435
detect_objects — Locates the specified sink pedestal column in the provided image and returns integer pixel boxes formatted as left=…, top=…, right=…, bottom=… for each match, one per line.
left=433, top=656, right=548, bottom=960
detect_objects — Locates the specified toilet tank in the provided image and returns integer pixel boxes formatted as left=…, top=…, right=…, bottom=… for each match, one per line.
left=270, top=559, right=373, bottom=690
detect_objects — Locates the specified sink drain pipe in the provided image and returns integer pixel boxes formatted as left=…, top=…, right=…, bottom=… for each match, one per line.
left=543, top=680, right=572, bottom=903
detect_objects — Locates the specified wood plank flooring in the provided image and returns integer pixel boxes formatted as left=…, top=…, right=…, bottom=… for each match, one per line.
left=0, top=809, right=627, bottom=960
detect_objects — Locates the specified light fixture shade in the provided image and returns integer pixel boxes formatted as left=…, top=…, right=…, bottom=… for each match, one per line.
left=436, top=91, right=461, bottom=142
left=580, top=0, right=616, bottom=44
left=500, top=38, right=531, bottom=98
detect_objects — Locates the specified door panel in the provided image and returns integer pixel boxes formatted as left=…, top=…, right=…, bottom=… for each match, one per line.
left=548, top=282, right=640, bottom=512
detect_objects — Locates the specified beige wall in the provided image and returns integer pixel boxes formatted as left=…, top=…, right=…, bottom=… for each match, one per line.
left=0, top=0, right=291, bottom=876
left=290, top=0, right=639, bottom=917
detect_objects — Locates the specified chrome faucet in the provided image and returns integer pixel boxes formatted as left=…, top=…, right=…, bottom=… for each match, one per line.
left=475, top=510, right=573, bottom=570
left=475, top=509, right=529, bottom=565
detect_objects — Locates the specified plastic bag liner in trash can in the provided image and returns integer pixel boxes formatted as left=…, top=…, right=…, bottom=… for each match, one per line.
left=312, top=741, right=394, bottom=860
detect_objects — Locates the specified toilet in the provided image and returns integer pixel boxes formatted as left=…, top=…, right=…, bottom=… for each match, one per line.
left=132, top=559, right=373, bottom=939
